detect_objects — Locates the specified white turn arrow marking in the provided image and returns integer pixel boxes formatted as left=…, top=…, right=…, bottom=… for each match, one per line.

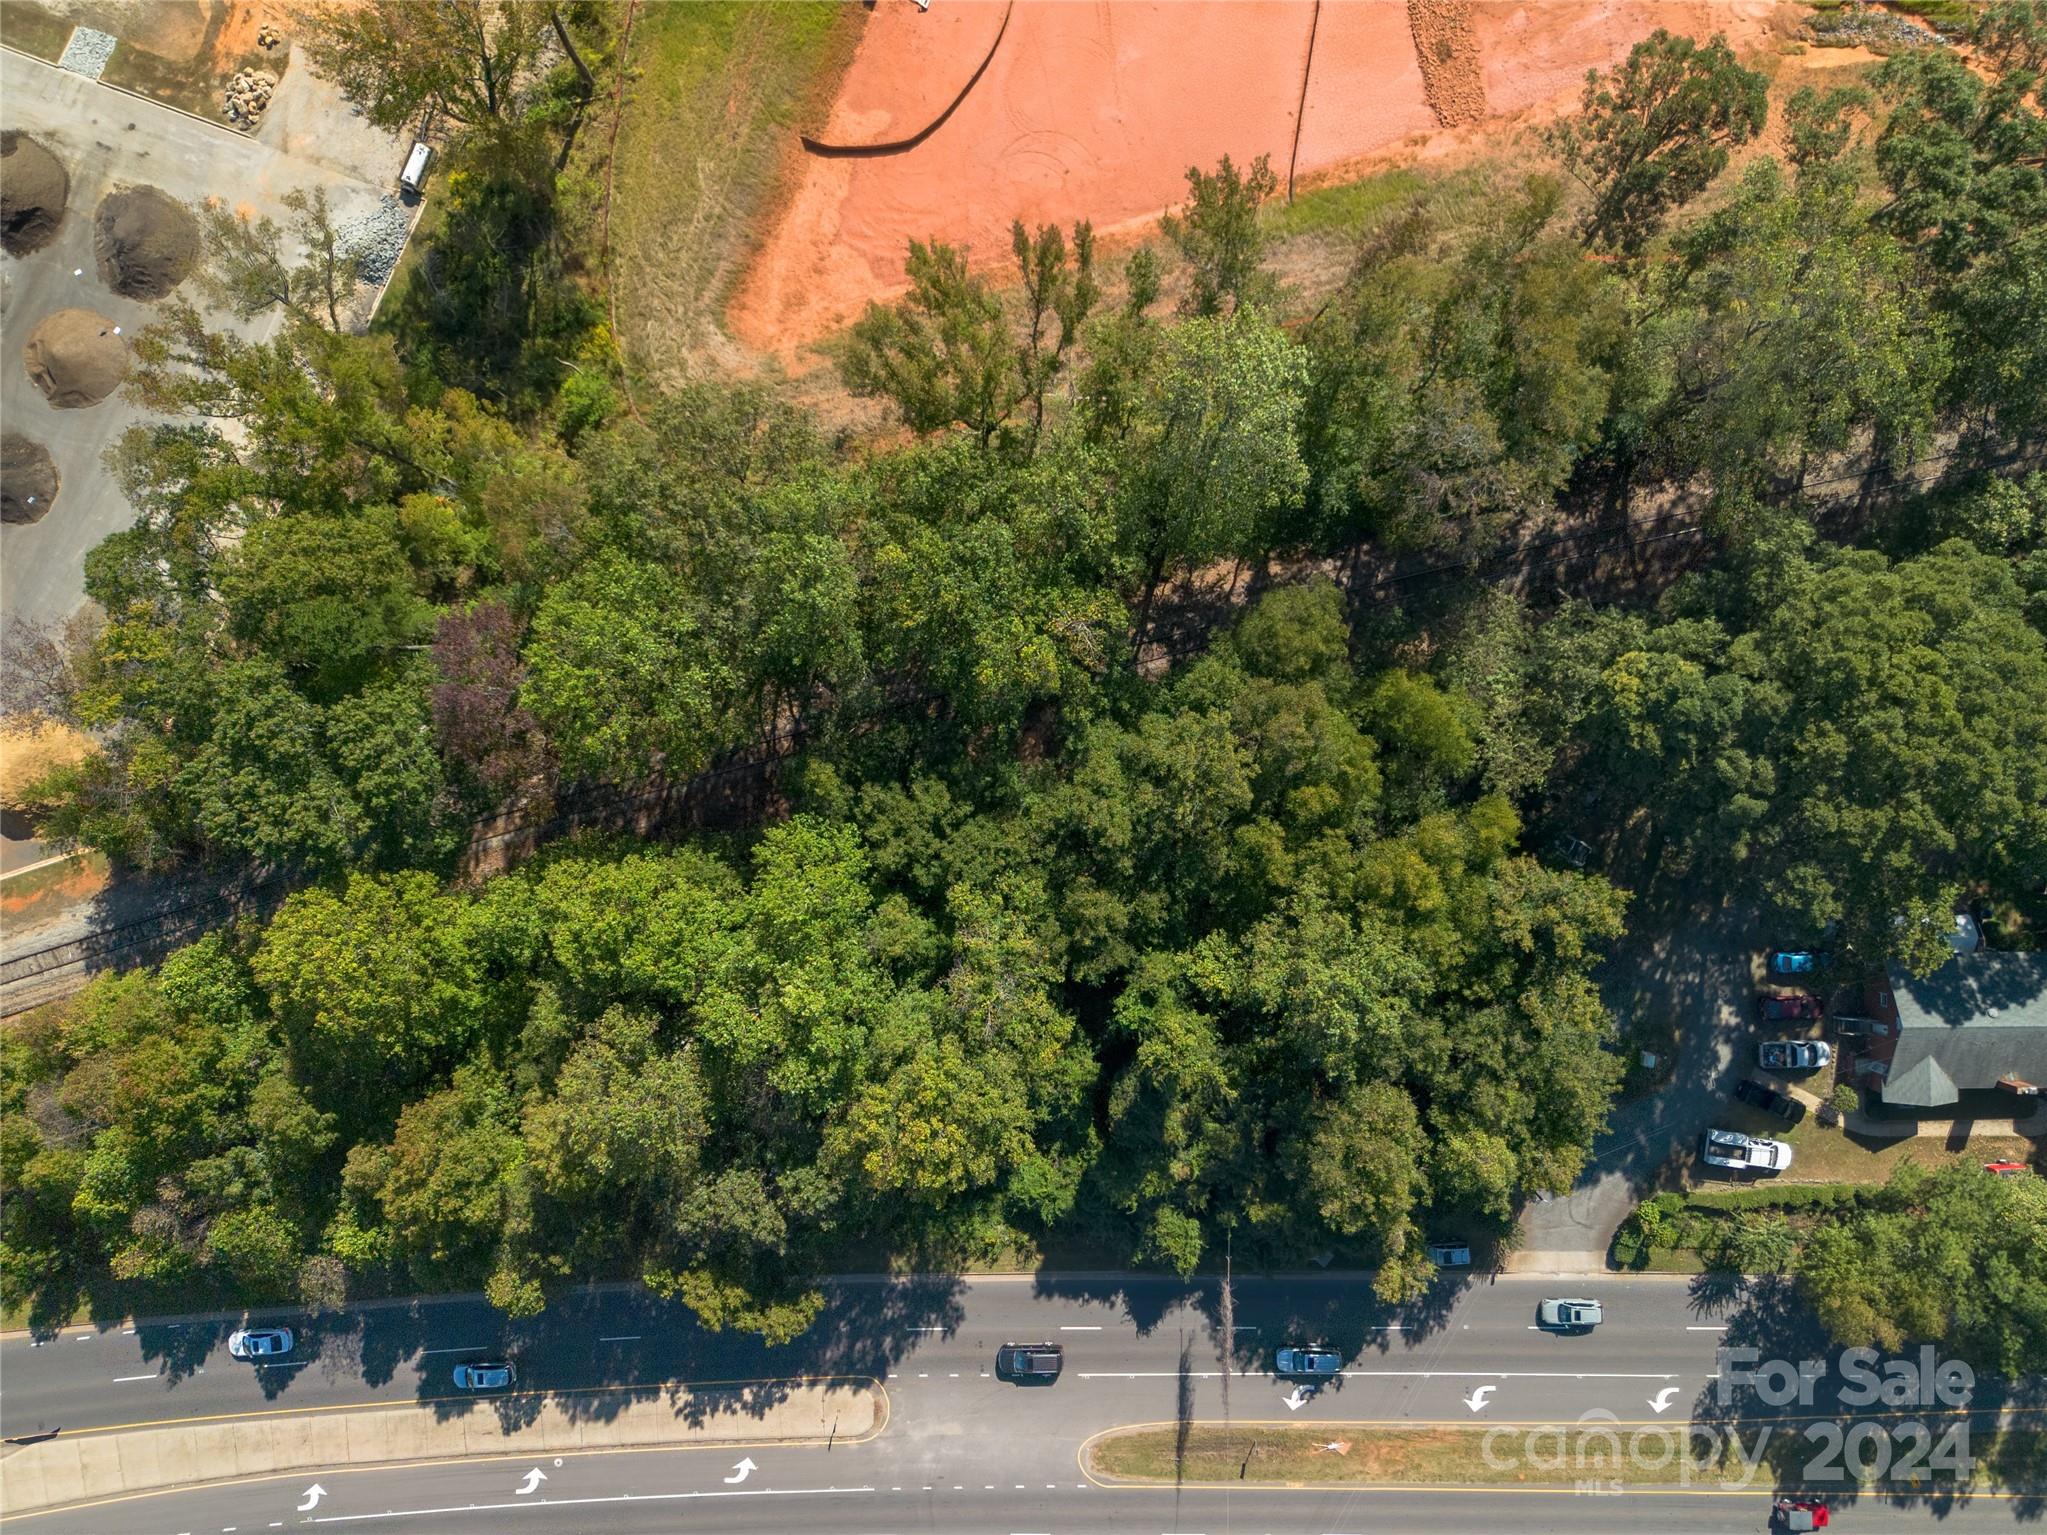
left=724, top=1456, right=758, bottom=1484
left=1648, top=1386, right=1681, bottom=1414
left=1282, top=1385, right=1313, bottom=1412
left=1463, top=1385, right=1496, bottom=1413
left=297, top=1484, right=326, bottom=1511
left=515, top=1468, right=547, bottom=1496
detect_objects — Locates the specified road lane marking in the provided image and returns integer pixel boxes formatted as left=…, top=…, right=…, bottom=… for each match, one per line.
left=417, top=1347, right=484, bottom=1355
left=596, top=1335, right=640, bottom=1342
left=1685, top=1325, right=1728, bottom=1331
left=1078, top=1369, right=1684, bottom=1380
left=255, top=1361, right=308, bottom=1370
left=308, top=1487, right=877, bottom=1524
left=907, top=1326, right=946, bottom=1332
left=1059, top=1325, right=1103, bottom=1331
left=111, top=1373, right=159, bottom=1383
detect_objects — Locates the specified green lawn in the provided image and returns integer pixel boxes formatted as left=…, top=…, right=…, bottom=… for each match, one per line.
left=605, top=0, right=862, bottom=383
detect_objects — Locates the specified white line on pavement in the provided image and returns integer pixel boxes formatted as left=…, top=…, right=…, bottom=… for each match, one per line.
left=312, top=1486, right=878, bottom=1524
left=1059, top=1325, right=1103, bottom=1331
left=1078, top=1369, right=1684, bottom=1380
left=255, top=1360, right=309, bottom=1370
left=111, top=1373, right=158, bottom=1382
left=596, top=1335, right=641, bottom=1342
left=1685, top=1325, right=1729, bottom=1331
left=417, top=1347, right=484, bottom=1355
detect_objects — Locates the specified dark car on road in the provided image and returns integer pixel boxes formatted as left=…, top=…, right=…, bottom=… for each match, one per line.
left=452, top=1360, right=515, bottom=1391
left=1756, top=991, right=1823, bottom=1022
left=1735, top=1078, right=1801, bottom=1121
left=1275, top=1345, right=1344, bottom=1378
left=996, top=1341, right=1064, bottom=1383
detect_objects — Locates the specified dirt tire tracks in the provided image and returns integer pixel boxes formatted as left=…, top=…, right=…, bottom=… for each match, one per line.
left=799, top=0, right=1013, bottom=157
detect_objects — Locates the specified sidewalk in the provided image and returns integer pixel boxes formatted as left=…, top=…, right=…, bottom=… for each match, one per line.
left=0, top=1377, right=882, bottom=1518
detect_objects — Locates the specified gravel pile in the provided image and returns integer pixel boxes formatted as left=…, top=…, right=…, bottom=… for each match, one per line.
left=57, top=26, right=117, bottom=80
left=1407, top=0, right=1487, bottom=128
left=336, top=194, right=411, bottom=285
left=1807, top=2, right=1950, bottom=51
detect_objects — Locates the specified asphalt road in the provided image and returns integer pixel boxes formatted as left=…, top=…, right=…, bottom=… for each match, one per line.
left=4, top=1274, right=2041, bottom=1533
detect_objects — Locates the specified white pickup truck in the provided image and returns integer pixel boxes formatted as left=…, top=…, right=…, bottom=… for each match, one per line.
left=1701, top=1127, right=1794, bottom=1173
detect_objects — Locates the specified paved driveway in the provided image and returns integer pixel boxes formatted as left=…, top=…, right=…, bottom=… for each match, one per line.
left=1516, top=896, right=1762, bottom=1265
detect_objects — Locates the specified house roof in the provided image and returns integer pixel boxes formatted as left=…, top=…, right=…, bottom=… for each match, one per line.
left=1880, top=951, right=2047, bottom=1108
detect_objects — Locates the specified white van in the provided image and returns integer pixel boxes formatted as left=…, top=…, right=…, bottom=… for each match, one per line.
left=400, top=141, right=432, bottom=194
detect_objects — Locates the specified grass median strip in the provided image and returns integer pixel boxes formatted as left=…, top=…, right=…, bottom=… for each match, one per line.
left=1085, top=1421, right=2047, bottom=1493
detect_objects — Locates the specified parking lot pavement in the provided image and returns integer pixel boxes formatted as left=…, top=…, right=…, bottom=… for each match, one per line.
left=1, top=46, right=408, bottom=632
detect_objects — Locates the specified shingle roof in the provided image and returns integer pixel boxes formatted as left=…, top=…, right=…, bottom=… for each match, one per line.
left=1880, top=951, right=2047, bottom=1108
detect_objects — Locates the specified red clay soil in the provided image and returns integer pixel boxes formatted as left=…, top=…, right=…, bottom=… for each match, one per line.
left=731, top=0, right=1786, bottom=356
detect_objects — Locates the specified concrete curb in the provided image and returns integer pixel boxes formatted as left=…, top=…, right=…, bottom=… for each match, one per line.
left=0, top=1376, right=882, bottom=1519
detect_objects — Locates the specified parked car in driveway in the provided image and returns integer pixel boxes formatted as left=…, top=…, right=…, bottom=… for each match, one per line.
left=1426, top=1238, right=1472, bottom=1268
left=1756, top=991, right=1823, bottom=1022
left=452, top=1360, right=515, bottom=1391
left=995, top=1342, right=1064, bottom=1382
left=1767, top=949, right=1828, bottom=978
left=1535, top=1298, right=1603, bottom=1332
left=1701, top=1127, right=1794, bottom=1173
left=1735, top=1078, right=1801, bottom=1121
left=1759, top=1038, right=1832, bottom=1071
left=1275, top=1345, right=1343, bottom=1378
left=228, top=1327, right=293, bottom=1360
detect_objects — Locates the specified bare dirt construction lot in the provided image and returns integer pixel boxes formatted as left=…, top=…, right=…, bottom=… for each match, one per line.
left=732, top=0, right=1787, bottom=356
left=0, top=0, right=292, bottom=120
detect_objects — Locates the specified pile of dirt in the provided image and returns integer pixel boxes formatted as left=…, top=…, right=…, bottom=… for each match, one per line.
left=21, top=308, right=129, bottom=409
left=92, top=186, right=201, bottom=300
left=1408, top=0, right=1487, bottom=127
left=1, top=131, right=69, bottom=257
left=1, top=434, right=60, bottom=523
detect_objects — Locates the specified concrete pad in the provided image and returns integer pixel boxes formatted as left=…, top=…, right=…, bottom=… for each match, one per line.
left=110, top=1428, right=165, bottom=1491
left=0, top=1445, right=52, bottom=1509
left=70, top=1431, right=121, bottom=1500
left=294, top=1411, right=355, bottom=1471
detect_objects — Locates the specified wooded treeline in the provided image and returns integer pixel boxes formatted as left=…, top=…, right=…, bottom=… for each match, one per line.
left=3, top=12, right=2044, bottom=1335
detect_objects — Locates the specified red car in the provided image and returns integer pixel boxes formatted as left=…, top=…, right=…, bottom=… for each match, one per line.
left=1756, top=991, right=1824, bottom=1023
left=1773, top=1498, right=1830, bottom=1530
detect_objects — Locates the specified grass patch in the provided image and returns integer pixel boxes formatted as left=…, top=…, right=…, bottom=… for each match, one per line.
left=606, top=0, right=862, bottom=382
left=1265, top=166, right=1433, bottom=242
left=0, top=1, right=74, bottom=61
left=1088, top=1421, right=2047, bottom=1492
